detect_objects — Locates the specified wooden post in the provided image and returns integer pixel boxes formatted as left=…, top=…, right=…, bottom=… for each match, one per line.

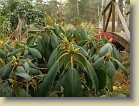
left=104, top=5, right=112, bottom=32
left=112, top=0, right=115, bottom=32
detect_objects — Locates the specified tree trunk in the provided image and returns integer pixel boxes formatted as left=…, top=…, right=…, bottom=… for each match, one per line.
left=76, top=0, right=79, bottom=17
left=117, top=0, right=123, bottom=31
left=14, top=14, right=25, bottom=41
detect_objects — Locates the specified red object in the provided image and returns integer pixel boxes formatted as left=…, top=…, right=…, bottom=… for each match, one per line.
left=95, top=30, right=118, bottom=42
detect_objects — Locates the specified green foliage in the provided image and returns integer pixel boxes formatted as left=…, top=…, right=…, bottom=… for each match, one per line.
left=0, top=23, right=128, bottom=97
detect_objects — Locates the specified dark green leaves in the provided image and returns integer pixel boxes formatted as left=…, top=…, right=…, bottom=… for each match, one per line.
left=80, top=29, right=88, bottom=40
left=92, top=56, right=104, bottom=70
left=112, top=58, right=128, bottom=77
left=105, top=60, right=116, bottom=78
left=7, top=48, right=23, bottom=57
left=0, top=49, right=5, bottom=58
left=64, top=68, right=82, bottom=97
left=96, top=69, right=106, bottom=90
left=16, top=66, right=26, bottom=73
left=36, top=62, right=59, bottom=96
left=37, top=36, right=46, bottom=57
left=112, top=46, right=120, bottom=61
left=99, top=43, right=112, bottom=57
left=29, top=48, right=42, bottom=59
left=51, top=33, right=59, bottom=49
left=16, top=73, right=32, bottom=81
left=1, top=63, right=12, bottom=80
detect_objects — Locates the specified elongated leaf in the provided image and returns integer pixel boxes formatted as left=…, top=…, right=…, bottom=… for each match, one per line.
left=64, top=68, right=82, bottom=97
left=34, top=74, right=47, bottom=80
left=92, top=56, right=104, bottom=70
left=30, top=68, right=40, bottom=75
left=74, top=45, right=88, bottom=57
left=94, top=55, right=100, bottom=61
left=27, top=36, right=34, bottom=45
left=80, top=29, right=88, bottom=40
left=96, top=69, right=106, bottom=90
left=75, top=53, right=99, bottom=91
left=24, top=50, right=28, bottom=56
left=47, top=48, right=58, bottom=69
left=16, top=73, right=32, bottom=81
left=99, top=43, right=112, bottom=57
left=74, top=53, right=87, bottom=67
left=29, top=48, right=42, bottom=59
left=53, top=25, right=59, bottom=35
left=36, top=62, right=59, bottom=96
left=86, top=60, right=99, bottom=91
left=112, top=58, right=128, bottom=77
left=24, top=62, right=30, bottom=73
left=105, top=60, right=116, bottom=78
left=84, top=68, right=92, bottom=89
left=37, top=36, right=46, bottom=57
left=0, top=49, right=5, bottom=58
left=4, top=43, right=13, bottom=52
left=51, top=33, right=59, bottom=49
left=59, top=26, right=66, bottom=35
left=1, top=63, right=12, bottom=80
left=16, top=66, right=26, bottom=73
left=43, top=34, right=50, bottom=47
left=27, top=61, right=38, bottom=69
left=7, top=48, right=23, bottom=57
left=112, top=46, right=120, bottom=61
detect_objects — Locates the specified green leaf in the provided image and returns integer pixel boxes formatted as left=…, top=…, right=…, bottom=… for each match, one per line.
left=27, top=36, right=35, bottom=45
left=105, top=60, right=116, bottom=78
left=1, top=63, right=12, bottom=80
left=74, top=45, right=88, bottom=57
left=86, top=60, right=99, bottom=91
left=84, top=68, right=92, bottom=89
left=112, top=46, right=120, bottom=61
left=47, top=48, right=58, bottom=69
left=36, top=61, right=59, bottom=96
left=29, top=48, right=42, bottom=59
left=43, top=34, right=50, bottom=47
left=27, top=36, right=35, bottom=46
left=16, top=73, right=32, bottom=81
left=4, top=43, right=13, bottom=52
left=0, top=49, right=5, bottom=58
left=53, top=25, right=59, bottom=35
left=16, top=66, right=26, bottom=73
left=74, top=53, right=87, bottom=67
left=99, top=43, right=112, bottom=57
left=96, top=69, right=106, bottom=90
left=51, top=33, right=59, bottom=49
left=27, top=61, right=38, bottom=69
left=59, top=26, right=66, bottom=35
left=30, top=68, right=40, bottom=75
left=24, top=62, right=30, bottom=73
left=64, top=68, right=82, bottom=97
left=37, top=36, right=46, bottom=57
left=92, top=56, right=104, bottom=70
left=112, top=58, right=128, bottom=77
left=7, top=48, right=23, bottom=57
left=80, top=29, right=88, bottom=40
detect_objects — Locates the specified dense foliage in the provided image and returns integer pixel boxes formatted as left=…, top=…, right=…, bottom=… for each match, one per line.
left=0, top=24, right=128, bottom=97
